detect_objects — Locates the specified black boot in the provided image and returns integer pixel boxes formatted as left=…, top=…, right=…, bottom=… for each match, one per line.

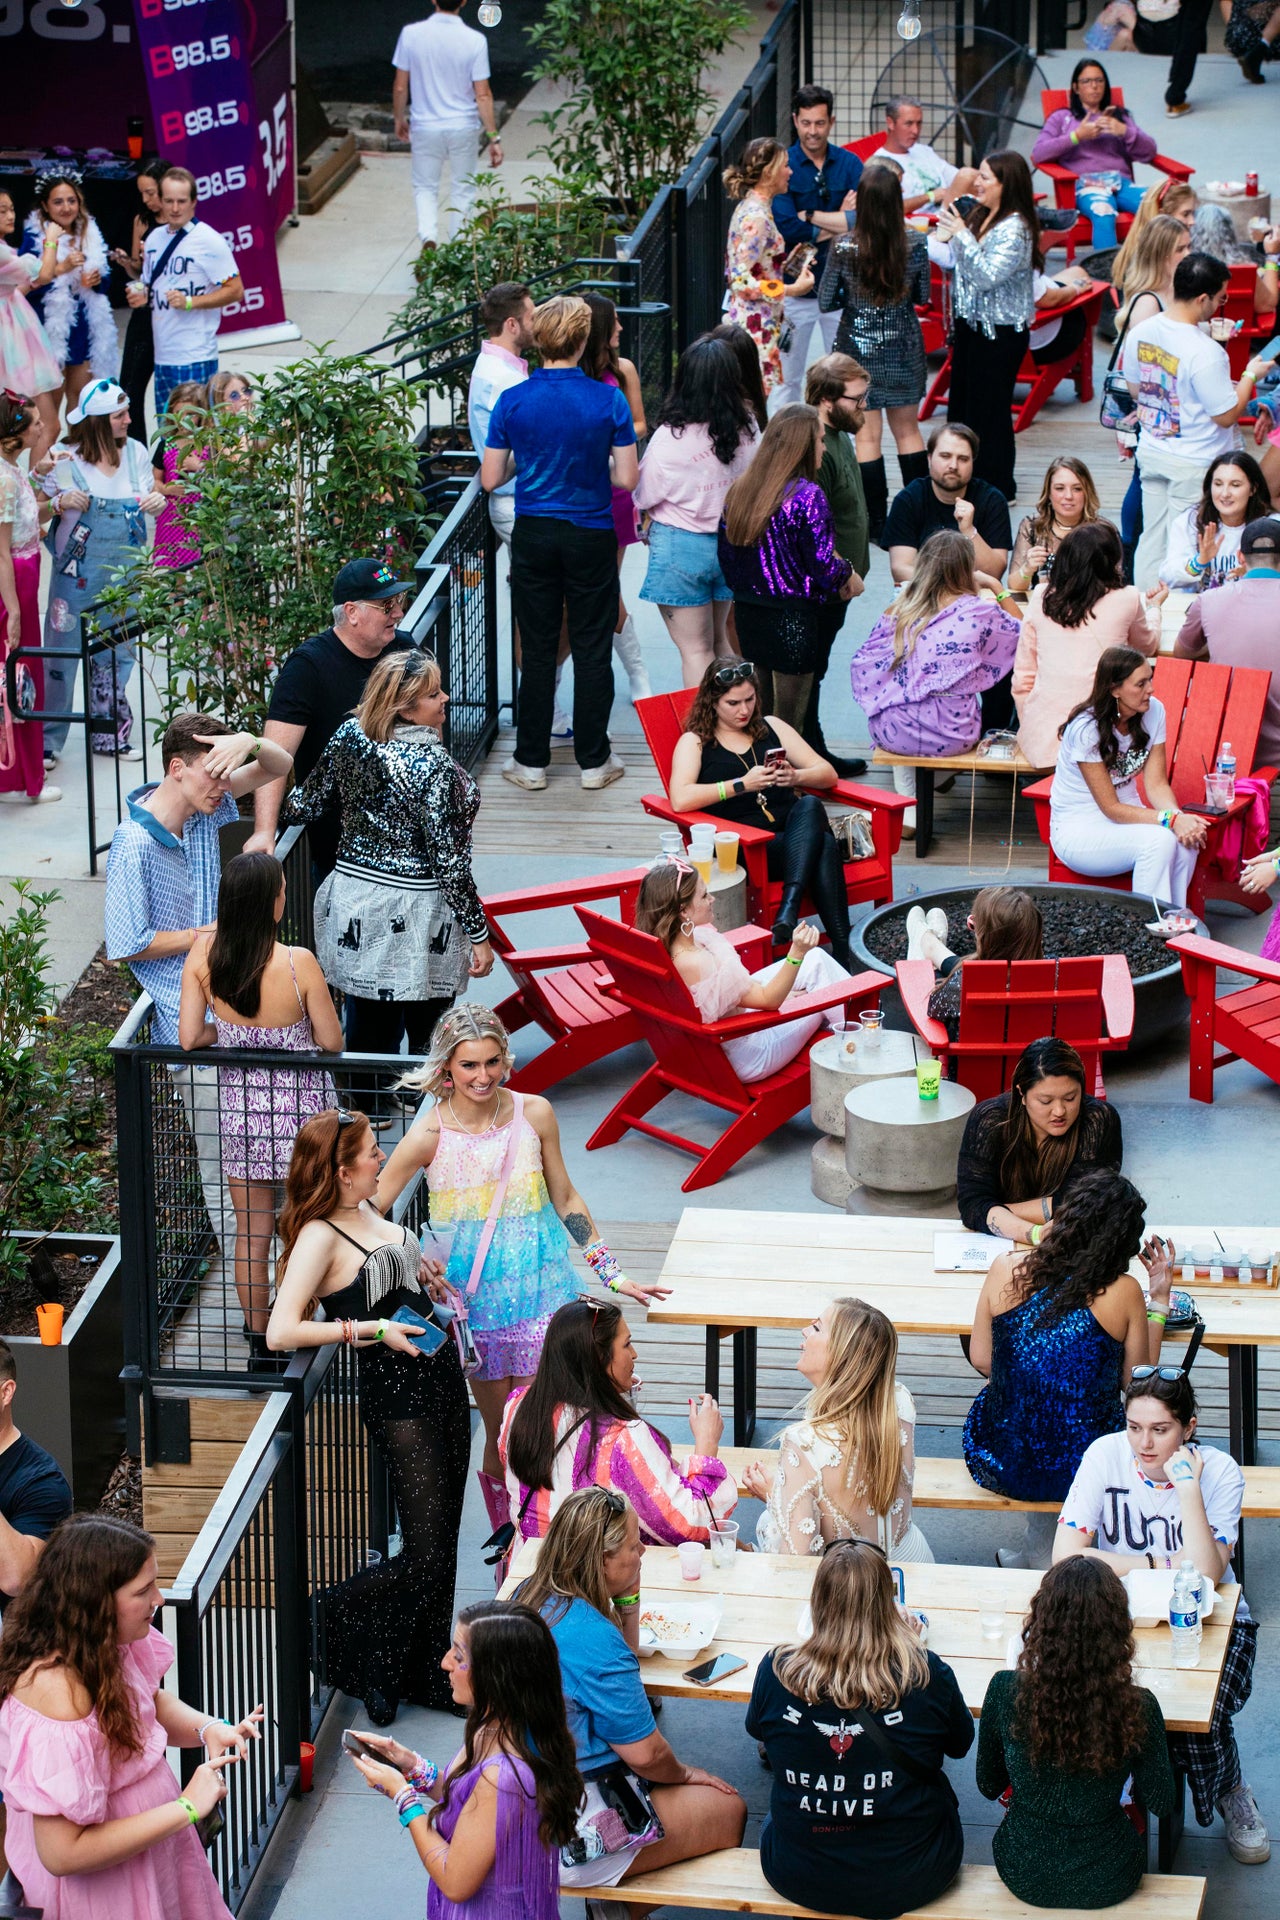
left=899, top=449, right=929, bottom=487
left=772, top=884, right=805, bottom=948
left=859, top=457, right=888, bottom=542
left=808, top=835, right=855, bottom=972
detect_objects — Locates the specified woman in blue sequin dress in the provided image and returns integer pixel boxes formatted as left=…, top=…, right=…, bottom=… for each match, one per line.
left=964, top=1167, right=1174, bottom=1516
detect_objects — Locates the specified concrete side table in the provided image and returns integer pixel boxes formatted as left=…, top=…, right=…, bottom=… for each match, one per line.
left=843, top=1077, right=975, bottom=1207
left=809, top=1030, right=927, bottom=1208
left=1201, top=183, right=1273, bottom=244
left=708, top=865, right=747, bottom=933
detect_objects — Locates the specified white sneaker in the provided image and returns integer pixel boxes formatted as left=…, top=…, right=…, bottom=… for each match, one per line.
left=1219, top=1782, right=1270, bottom=1863
left=905, top=904, right=928, bottom=961
left=117, top=745, right=144, bottom=762
left=900, top=804, right=916, bottom=840
left=31, top=785, right=62, bottom=804
left=550, top=705, right=573, bottom=738
left=581, top=754, right=625, bottom=791
left=925, top=908, right=949, bottom=943
left=501, top=758, right=547, bottom=791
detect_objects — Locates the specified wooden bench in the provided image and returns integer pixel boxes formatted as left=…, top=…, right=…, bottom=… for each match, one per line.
left=870, top=744, right=1037, bottom=858
left=577, top=1850, right=1206, bottom=1918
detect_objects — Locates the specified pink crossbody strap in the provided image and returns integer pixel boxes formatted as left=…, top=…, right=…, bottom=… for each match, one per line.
left=465, top=1090, right=524, bottom=1299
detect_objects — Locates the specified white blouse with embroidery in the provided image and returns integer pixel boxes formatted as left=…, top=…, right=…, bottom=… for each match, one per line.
left=0, top=460, right=41, bottom=559
left=754, top=1382, right=933, bottom=1561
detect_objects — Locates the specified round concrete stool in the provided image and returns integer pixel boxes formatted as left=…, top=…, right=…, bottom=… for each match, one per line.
left=810, top=1031, right=928, bottom=1207
left=843, top=1076, right=975, bottom=1206
left=707, top=865, right=747, bottom=932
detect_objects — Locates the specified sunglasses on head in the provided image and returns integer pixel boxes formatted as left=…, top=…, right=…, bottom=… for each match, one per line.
left=712, top=661, right=756, bottom=689
left=330, top=1109, right=360, bottom=1168
left=821, top=1535, right=887, bottom=1560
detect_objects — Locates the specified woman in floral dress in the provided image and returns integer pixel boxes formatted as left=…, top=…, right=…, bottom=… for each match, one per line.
left=723, top=138, right=814, bottom=396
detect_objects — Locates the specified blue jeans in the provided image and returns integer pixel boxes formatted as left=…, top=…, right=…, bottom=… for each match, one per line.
left=1077, top=173, right=1146, bottom=249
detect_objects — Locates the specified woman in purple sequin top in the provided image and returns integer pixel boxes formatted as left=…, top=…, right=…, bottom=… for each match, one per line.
left=718, top=403, right=853, bottom=732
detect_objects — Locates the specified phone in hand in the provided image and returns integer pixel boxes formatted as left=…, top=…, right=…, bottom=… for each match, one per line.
left=683, top=1652, right=748, bottom=1686
left=782, top=242, right=817, bottom=281
left=388, top=1304, right=447, bottom=1356
left=763, top=746, right=789, bottom=773
left=342, top=1728, right=387, bottom=1762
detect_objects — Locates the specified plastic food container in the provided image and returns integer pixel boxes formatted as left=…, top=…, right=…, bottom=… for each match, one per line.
left=636, top=1598, right=723, bottom=1658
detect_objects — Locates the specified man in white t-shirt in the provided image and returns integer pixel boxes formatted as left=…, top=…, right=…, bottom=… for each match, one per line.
left=1121, top=250, right=1269, bottom=590
left=393, top=0, right=501, bottom=245
left=124, top=168, right=242, bottom=424
left=868, top=96, right=978, bottom=216
left=466, top=281, right=534, bottom=546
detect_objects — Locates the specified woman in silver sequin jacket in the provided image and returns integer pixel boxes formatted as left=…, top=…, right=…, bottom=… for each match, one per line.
left=928, top=149, right=1040, bottom=504
left=282, top=649, right=492, bottom=1073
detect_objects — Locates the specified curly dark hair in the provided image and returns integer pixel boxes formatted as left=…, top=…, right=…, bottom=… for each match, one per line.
left=1013, top=1557, right=1150, bottom=1776
left=1042, top=522, right=1125, bottom=630
left=0, top=1516, right=154, bottom=1756
left=1010, top=1164, right=1146, bottom=1325
left=683, top=658, right=768, bottom=746
left=1060, top=646, right=1150, bottom=773
left=656, top=337, right=757, bottom=468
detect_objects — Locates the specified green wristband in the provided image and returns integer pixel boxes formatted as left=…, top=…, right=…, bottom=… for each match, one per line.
left=376, top=1319, right=389, bottom=1341
left=614, top=1591, right=641, bottom=1607
left=784, top=954, right=802, bottom=967
left=178, top=1796, right=200, bottom=1825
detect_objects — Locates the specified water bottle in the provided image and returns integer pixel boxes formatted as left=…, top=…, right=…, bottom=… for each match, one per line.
left=1169, top=1564, right=1201, bottom=1669
left=1180, top=1558, right=1204, bottom=1645
left=1216, top=740, right=1236, bottom=806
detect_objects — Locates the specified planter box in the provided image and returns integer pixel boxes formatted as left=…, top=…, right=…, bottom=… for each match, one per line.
left=4, top=1233, right=123, bottom=1508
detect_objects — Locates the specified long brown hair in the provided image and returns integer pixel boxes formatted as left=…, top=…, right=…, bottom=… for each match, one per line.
left=1013, top=1558, right=1149, bottom=1775
left=635, top=860, right=698, bottom=953
left=65, top=413, right=121, bottom=469
left=435, top=1602, right=583, bottom=1849
left=1060, top=646, right=1150, bottom=772
left=278, top=1109, right=372, bottom=1279
left=0, top=1516, right=154, bottom=1756
left=997, top=1037, right=1088, bottom=1202
left=1194, top=453, right=1272, bottom=536
left=723, top=404, right=820, bottom=548
left=1041, top=522, right=1125, bottom=630
left=683, top=658, right=767, bottom=745
left=851, top=165, right=909, bottom=306
left=971, top=886, right=1043, bottom=962
left=773, top=1542, right=929, bottom=1708
left=505, top=1299, right=653, bottom=1492
left=1027, top=456, right=1099, bottom=551
left=966, top=150, right=1044, bottom=271
left=801, top=1299, right=904, bottom=1520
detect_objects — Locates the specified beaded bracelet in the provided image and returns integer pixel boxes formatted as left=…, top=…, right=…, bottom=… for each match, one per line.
left=1187, top=555, right=1205, bottom=576
left=408, top=1754, right=439, bottom=1794
left=584, top=1239, right=626, bottom=1294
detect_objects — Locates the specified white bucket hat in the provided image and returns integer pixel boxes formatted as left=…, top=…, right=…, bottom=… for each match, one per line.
left=66, top=379, right=129, bottom=425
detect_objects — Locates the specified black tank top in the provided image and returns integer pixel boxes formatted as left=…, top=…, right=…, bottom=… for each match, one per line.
left=696, top=722, right=796, bottom=829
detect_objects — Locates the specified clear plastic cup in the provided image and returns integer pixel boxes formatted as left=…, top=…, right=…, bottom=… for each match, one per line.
left=708, top=1521, right=739, bottom=1569
left=714, top=831, right=740, bottom=873
left=677, top=1540, right=705, bottom=1581
left=858, top=1009, right=883, bottom=1050
left=691, top=855, right=713, bottom=884
left=979, top=1610, right=1005, bottom=1642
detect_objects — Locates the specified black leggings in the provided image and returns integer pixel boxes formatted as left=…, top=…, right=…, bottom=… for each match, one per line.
left=767, top=794, right=852, bottom=963
left=343, top=994, right=455, bottom=1114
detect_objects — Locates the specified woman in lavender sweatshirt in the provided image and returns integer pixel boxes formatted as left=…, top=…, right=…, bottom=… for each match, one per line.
left=717, top=403, right=854, bottom=734
left=1032, top=59, right=1157, bottom=251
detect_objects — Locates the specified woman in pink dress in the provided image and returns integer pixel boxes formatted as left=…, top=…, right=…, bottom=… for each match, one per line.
left=0, top=394, right=54, bottom=803
left=0, top=1514, right=263, bottom=1920
left=0, top=198, right=60, bottom=464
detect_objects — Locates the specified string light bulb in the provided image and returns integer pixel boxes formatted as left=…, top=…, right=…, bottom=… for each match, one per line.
left=478, top=0, right=501, bottom=22
left=896, top=0, right=922, bottom=37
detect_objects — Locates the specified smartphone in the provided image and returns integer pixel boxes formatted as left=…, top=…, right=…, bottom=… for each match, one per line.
left=195, top=1804, right=225, bottom=1847
left=389, top=1304, right=447, bottom=1356
left=781, top=242, right=817, bottom=280
left=342, top=1728, right=386, bottom=1762
left=683, top=1652, right=748, bottom=1686
left=763, top=746, right=788, bottom=773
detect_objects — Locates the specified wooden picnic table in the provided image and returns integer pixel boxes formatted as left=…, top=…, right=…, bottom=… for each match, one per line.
left=652, top=1210, right=1280, bottom=1460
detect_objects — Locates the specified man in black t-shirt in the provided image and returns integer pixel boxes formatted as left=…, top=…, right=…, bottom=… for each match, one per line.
left=247, top=557, right=417, bottom=876
left=0, top=1339, right=72, bottom=1615
left=882, top=424, right=1012, bottom=585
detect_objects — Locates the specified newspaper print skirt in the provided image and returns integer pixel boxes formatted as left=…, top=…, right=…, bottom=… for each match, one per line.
left=315, top=861, right=472, bottom=1001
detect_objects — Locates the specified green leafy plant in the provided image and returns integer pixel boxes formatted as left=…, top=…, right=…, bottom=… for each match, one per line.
left=530, top=0, right=751, bottom=209
left=97, top=349, right=428, bottom=733
left=0, top=885, right=114, bottom=1296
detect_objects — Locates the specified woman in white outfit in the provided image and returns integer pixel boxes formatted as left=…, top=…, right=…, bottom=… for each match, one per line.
left=635, top=858, right=851, bottom=1082
left=1050, top=646, right=1205, bottom=907
left=742, top=1295, right=933, bottom=1561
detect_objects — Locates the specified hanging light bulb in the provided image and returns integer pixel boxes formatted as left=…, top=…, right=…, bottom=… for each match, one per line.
left=896, top=0, right=922, bottom=37
left=478, top=0, right=501, bottom=23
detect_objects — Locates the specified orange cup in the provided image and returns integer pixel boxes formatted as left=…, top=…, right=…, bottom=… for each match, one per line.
left=299, top=1741, right=315, bottom=1791
left=36, top=1303, right=63, bottom=1346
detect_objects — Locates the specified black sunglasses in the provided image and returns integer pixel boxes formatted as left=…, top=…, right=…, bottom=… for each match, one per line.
left=330, top=1108, right=360, bottom=1168
left=821, top=1536, right=887, bottom=1560
left=712, top=661, right=756, bottom=689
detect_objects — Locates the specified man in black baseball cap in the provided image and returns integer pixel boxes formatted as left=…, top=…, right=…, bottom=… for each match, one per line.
left=246, top=557, right=417, bottom=873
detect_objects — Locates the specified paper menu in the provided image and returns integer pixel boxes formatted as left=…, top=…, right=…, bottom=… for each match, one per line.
left=933, top=1231, right=1013, bottom=1273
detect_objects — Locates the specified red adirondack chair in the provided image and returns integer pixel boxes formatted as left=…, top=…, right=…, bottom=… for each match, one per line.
left=576, top=907, right=886, bottom=1190
left=1035, top=88, right=1193, bottom=260
left=485, top=866, right=648, bottom=1095
left=1024, top=658, right=1278, bottom=919
left=634, top=690, right=908, bottom=936
left=895, top=955, right=1135, bottom=1100
left=1170, top=932, right=1280, bottom=1103
left=1221, top=261, right=1273, bottom=379
left=919, top=281, right=1109, bottom=431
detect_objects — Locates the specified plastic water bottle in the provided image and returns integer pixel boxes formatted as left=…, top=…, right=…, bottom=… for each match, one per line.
left=1169, top=1564, right=1201, bottom=1669
left=1180, top=1558, right=1204, bottom=1645
left=1216, top=740, right=1237, bottom=806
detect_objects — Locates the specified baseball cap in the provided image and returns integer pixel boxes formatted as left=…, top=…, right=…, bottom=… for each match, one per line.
left=1240, top=516, right=1280, bottom=557
left=332, top=558, right=416, bottom=603
left=67, top=379, right=129, bottom=425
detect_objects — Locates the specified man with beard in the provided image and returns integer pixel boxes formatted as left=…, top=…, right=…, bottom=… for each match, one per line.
left=883, top=423, right=1011, bottom=585
left=467, top=281, right=534, bottom=551
left=801, top=353, right=871, bottom=775
left=772, top=86, right=864, bottom=404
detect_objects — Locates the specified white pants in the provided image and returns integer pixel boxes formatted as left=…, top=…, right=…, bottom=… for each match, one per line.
left=170, top=1063, right=236, bottom=1264
left=410, top=122, right=480, bottom=242
left=724, top=947, right=852, bottom=1082
left=1051, top=813, right=1199, bottom=907
left=775, top=296, right=842, bottom=406
left=1133, top=441, right=1205, bottom=592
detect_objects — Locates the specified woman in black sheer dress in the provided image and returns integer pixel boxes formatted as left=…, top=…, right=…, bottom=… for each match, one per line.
left=268, top=1108, right=470, bottom=1725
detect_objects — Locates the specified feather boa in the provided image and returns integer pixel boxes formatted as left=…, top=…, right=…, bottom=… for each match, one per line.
left=22, top=213, right=118, bottom=379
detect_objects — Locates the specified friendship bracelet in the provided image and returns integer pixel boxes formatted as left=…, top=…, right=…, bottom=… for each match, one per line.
left=408, top=1754, right=439, bottom=1794
left=394, top=1785, right=419, bottom=1814
left=1158, top=809, right=1176, bottom=830
left=583, top=1238, right=626, bottom=1292
left=178, top=1797, right=201, bottom=1825
left=196, top=1718, right=226, bottom=1747
left=1187, top=555, right=1205, bottom=576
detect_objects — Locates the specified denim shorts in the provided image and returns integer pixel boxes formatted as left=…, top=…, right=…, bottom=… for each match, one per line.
left=638, top=521, right=732, bottom=607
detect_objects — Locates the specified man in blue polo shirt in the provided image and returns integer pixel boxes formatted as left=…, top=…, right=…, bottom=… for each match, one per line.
left=772, top=85, right=864, bottom=405
left=481, top=294, right=638, bottom=793
left=104, top=712, right=293, bottom=1278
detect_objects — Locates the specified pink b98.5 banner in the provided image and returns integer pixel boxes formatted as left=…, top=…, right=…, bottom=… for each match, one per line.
left=132, top=0, right=290, bottom=338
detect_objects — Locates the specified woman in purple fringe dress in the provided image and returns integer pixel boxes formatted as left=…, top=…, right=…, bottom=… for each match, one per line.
left=347, top=1601, right=583, bottom=1920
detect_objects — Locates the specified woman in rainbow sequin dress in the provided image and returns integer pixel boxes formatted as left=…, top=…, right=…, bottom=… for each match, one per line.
left=377, top=1003, right=669, bottom=1537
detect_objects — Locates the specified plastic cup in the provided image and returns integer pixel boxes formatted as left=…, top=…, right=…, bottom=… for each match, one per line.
left=691, top=855, right=713, bottom=885
left=677, top=1540, right=705, bottom=1581
left=916, top=1057, right=941, bottom=1101
left=299, top=1741, right=315, bottom=1791
left=714, top=831, right=739, bottom=873
left=36, top=1303, right=63, bottom=1346
left=708, top=1521, right=739, bottom=1569
left=1204, top=772, right=1232, bottom=811
left=858, top=1009, right=882, bottom=1051
left=979, top=1610, right=1005, bottom=1643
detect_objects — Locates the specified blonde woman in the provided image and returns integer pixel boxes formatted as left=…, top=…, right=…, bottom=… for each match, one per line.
left=376, top=1004, right=666, bottom=1532
left=1008, top=455, right=1102, bottom=594
left=281, top=648, right=490, bottom=1067
left=849, top=529, right=1020, bottom=831
left=746, top=1541, right=973, bottom=1917
left=724, top=138, right=814, bottom=395
left=744, top=1299, right=931, bottom=1560
left=1110, top=181, right=1196, bottom=300
left=515, top=1488, right=746, bottom=1897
